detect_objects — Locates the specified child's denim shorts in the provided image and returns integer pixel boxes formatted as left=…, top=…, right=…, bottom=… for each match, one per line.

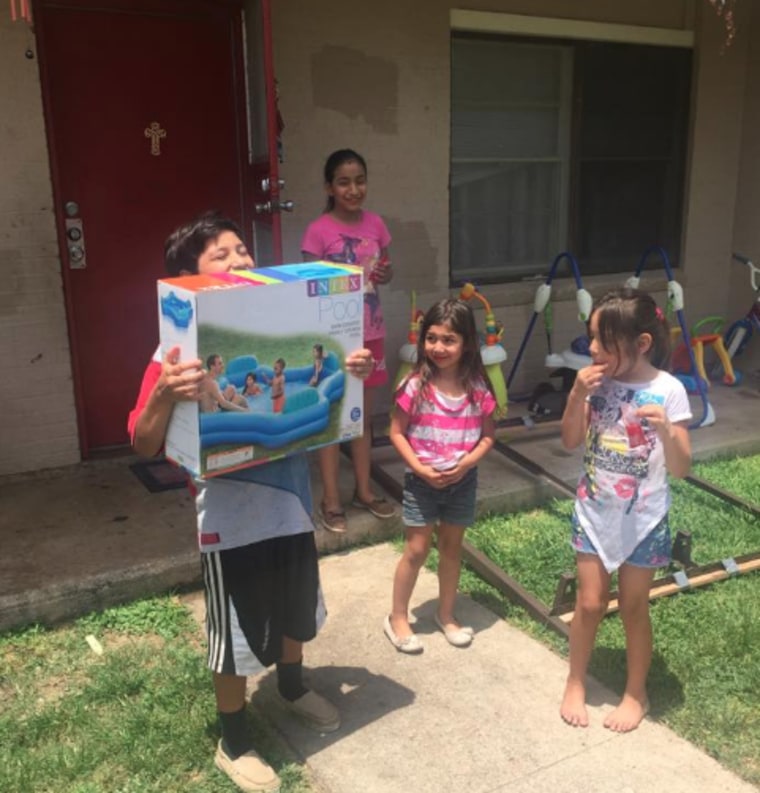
left=403, top=467, right=478, bottom=528
left=571, top=512, right=672, bottom=569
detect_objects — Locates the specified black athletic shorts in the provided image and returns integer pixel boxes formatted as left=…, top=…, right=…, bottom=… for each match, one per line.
left=201, top=531, right=321, bottom=675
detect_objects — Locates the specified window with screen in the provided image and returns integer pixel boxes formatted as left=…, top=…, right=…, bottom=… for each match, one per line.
left=450, top=35, right=691, bottom=283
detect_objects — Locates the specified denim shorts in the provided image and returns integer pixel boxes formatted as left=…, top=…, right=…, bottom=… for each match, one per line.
left=571, top=513, right=672, bottom=569
left=403, top=467, right=478, bottom=528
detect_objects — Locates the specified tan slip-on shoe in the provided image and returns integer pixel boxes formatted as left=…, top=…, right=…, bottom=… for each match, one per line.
left=434, top=613, right=474, bottom=647
left=351, top=494, right=397, bottom=519
left=318, top=503, right=348, bottom=533
left=214, top=741, right=280, bottom=792
left=383, top=614, right=424, bottom=654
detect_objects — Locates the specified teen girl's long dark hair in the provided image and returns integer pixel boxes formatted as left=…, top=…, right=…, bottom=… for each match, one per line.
left=323, top=149, right=367, bottom=212
left=398, top=298, right=495, bottom=413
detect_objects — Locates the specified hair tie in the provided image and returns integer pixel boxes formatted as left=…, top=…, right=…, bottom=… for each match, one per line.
left=655, top=307, right=664, bottom=321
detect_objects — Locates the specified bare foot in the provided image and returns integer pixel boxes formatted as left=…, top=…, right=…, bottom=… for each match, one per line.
left=603, top=694, right=649, bottom=732
left=560, top=679, right=589, bottom=727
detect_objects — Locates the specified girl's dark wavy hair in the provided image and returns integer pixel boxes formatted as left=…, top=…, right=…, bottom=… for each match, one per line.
left=397, top=298, right=495, bottom=413
left=591, top=287, right=671, bottom=369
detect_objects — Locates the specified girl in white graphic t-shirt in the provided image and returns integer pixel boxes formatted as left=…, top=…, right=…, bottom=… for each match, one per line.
left=560, top=288, right=692, bottom=733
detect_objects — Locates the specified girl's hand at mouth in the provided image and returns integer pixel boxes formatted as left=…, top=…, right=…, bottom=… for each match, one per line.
left=571, top=362, right=607, bottom=400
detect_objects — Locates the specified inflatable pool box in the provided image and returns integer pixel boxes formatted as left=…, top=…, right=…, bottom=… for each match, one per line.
left=158, top=262, right=364, bottom=478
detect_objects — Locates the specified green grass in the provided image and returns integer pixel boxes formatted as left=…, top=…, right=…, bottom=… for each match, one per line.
left=0, top=598, right=314, bottom=793
left=455, top=452, right=760, bottom=786
left=200, top=325, right=346, bottom=373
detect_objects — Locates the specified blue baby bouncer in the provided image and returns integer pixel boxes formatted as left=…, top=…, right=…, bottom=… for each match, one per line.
left=626, top=245, right=715, bottom=429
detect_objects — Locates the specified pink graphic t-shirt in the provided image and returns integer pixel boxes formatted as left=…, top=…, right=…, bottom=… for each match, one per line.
left=301, top=211, right=391, bottom=341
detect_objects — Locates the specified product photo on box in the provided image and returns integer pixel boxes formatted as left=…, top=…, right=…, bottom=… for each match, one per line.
left=157, top=262, right=365, bottom=477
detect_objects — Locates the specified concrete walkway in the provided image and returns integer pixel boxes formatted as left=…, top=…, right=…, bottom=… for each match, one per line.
left=182, top=543, right=757, bottom=793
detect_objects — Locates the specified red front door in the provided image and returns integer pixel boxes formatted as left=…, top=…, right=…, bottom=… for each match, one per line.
left=37, top=0, right=255, bottom=452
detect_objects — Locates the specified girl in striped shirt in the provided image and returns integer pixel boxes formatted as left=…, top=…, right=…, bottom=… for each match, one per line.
left=385, top=299, right=497, bottom=653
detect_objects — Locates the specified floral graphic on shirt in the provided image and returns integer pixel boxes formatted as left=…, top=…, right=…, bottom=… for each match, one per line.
left=578, top=385, right=660, bottom=515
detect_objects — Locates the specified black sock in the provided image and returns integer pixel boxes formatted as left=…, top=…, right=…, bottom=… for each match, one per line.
left=219, top=705, right=253, bottom=759
left=277, top=659, right=308, bottom=701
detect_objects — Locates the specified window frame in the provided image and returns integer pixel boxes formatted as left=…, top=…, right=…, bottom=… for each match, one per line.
left=448, top=10, right=694, bottom=286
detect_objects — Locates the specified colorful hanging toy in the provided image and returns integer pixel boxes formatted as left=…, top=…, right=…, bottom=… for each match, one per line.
left=459, top=283, right=508, bottom=418
left=392, top=290, right=424, bottom=394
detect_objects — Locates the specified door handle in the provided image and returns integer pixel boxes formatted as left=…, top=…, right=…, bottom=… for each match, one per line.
left=254, top=199, right=295, bottom=214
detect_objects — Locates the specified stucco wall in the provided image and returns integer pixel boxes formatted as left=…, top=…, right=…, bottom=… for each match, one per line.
left=683, top=0, right=750, bottom=320
left=0, top=17, right=79, bottom=475
left=731, top=2, right=760, bottom=373
left=273, top=0, right=747, bottom=408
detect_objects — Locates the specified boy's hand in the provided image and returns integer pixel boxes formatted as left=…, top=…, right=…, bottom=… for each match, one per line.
left=156, top=346, right=203, bottom=402
left=571, top=363, right=607, bottom=400
left=346, top=348, right=374, bottom=380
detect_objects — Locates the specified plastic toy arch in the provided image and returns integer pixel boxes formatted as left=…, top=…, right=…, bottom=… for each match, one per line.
left=459, top=282, right=508, bottom=418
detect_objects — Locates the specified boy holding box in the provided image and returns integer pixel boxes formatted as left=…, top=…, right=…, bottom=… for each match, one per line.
left=128, top=212, right=373, bottom=793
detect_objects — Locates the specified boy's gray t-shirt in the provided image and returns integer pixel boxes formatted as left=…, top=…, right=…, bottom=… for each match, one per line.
left=193, top=454, right=314, bottom=552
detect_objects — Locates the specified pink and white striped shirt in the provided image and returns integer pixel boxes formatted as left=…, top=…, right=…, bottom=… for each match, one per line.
left=396, top=375, right=496, bottom=471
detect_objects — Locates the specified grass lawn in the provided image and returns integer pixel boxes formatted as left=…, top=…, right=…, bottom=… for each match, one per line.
left=0, top=599, right=314, bottom=793
left=457, top=452, right=760, bottom=787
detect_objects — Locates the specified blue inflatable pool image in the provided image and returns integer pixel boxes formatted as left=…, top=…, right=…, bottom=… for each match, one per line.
left=199, top=352, right=346, bottom=449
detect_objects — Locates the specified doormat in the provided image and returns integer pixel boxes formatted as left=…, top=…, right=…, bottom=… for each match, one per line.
left=129, top=459, right=188, bottom=493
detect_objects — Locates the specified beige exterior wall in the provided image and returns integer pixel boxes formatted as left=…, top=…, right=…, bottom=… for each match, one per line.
left=273, top=0, right=749, bottom=408
left=731, top=2, right=760, bottom=372
left=0, top=16, right=79, bottom=475
left=0, top=1, right=754, bottom=474
left=683, top=0, right=750, bottom=320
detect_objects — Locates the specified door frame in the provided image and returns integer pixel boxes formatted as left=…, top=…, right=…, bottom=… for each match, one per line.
left=34, top=0, right=251, bottom=455
left=246, top=0, right=284, bottom=264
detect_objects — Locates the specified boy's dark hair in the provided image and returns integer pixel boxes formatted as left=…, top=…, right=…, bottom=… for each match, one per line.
left=323, top=149, right=367, bottom=213
left=206, top=353, right=221, bottom=369
left=164, top=211, right=245, bottom=276
left=592, top=287, right=671, bottom=369
left=275, top=357, right=286, bottom=369
left=402, top=298, right=494, bottom=411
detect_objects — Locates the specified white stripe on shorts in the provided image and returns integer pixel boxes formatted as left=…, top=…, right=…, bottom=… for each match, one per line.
left=202, top=552, right=227, bottom=673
